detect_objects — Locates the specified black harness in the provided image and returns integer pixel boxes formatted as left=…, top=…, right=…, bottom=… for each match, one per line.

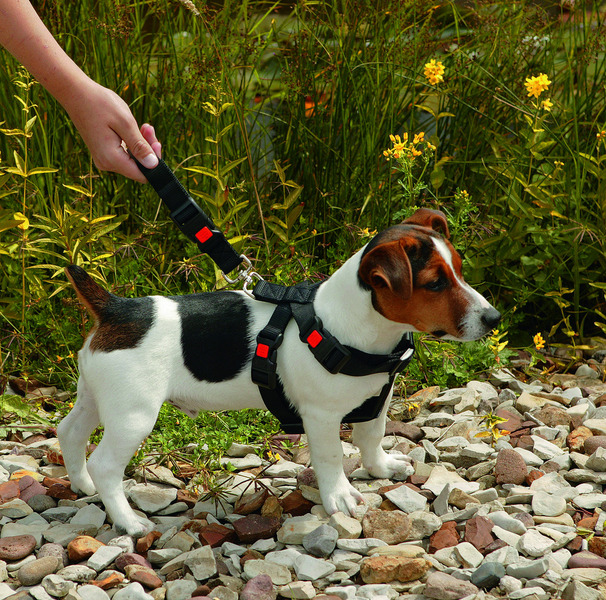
left=135, top=157, right=415, bottom=434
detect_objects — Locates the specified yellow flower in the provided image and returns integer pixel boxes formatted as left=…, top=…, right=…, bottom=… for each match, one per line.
left=13, top=212, right=29, bottom=230
left=597, top=130, right=606, bottom=141
left=524, top=73, right=551, bottom=99
left=533, top=332, right=545, bottom=350
left=423, top=59, right=445, bottom=86
left=541, top=98, right=553, bottom=111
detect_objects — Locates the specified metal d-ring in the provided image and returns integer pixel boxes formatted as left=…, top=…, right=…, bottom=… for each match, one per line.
left=222, top=255, right=264, bottom=298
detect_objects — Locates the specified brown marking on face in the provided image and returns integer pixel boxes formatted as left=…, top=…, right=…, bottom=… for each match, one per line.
left=359, top=227, right=472, bottom=338
left=402, top=208, right=450, bottom=238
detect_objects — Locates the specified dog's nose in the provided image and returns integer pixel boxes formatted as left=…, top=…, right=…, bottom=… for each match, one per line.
left=481, top=307, right=501, bottom=330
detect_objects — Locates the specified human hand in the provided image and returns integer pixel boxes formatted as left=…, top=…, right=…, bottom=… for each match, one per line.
left=63, top=79, right=161, bottom=183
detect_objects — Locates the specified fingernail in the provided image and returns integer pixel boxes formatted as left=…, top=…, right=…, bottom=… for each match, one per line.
left=140, top=153, right=159, bottom=169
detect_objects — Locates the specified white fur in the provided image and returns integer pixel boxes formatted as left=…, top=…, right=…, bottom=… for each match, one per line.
left=58, top=242, right=495, bottom=535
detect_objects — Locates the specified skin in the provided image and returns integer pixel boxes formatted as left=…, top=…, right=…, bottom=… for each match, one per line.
left=0, top=0, right=161, bottom=181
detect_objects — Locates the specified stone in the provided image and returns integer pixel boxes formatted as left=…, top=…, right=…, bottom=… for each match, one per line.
left=115, top=553, right=152, bottom=572
left=488, top=511, right=527, bottom=534
left=464, top=516, right=495, bottom=553
left=515, top=391, right=544, bottom=413
left=361, top=510, right=410, bottom=545
left=197, top=523, right=237, bottom=547
left=18, top=557, right=61, bottom=586
left=359, top=556, right=430, bottom=584
left=87, top=545, right=124, bottom=572
left=165, top=579, right=197, bottom=600
left=406, top=510, right=442, bottom=540
left=506, top=556, right=549, bottom=579
left=471, top=561, right=505, bottom=589
left=67, top=537, right=105, bottom=562
left=233, top=489, right=269, bottom=515
left=240, top=574, right=277, bottom=600
left=71, top=504, right=107, bottom=529
left=278, top=490, right=314, bottom=516
left=586, top=447, right=606, bottom=471
left=336, top=538, right=387, bottom=555
left=233, top=515, right=280, bottom=544
left=302, top=524, right=338, bottom=558
left=243, top=559, right=291, bottom=586
left=37, top=543, right=68, bottom=567
left=428, top=522, right=459, bottom=553
left=422, top=465, right=480, bottom=495
left=293, top=555, right=336, bottom=581
left=128, top=484, right=177, bottom=514
left=123, top=565, right=162, bottom=590
left=448, top=488, right=480, bottom=510
left=562, top=579, right=602, bottom=600
left=41, top=574, right=76, bottom=597
left=78, top=585, right=112, bottom=600
left=0, top=534, right=37, bottom=561
left=568, top=551, right=606, bottom=569
left=584, top=436, right=606, bottom=455
left=424, top=571, right=479, bottom=600
left=57, top=565, right=96, bottom=583
left=584, top=420, right=606, bottom=436
left=113, top=582, right=154, bottom=600
left=0, top=498, right=33, bottom=519
left=44, top=524, right=100, bottom=547
left=494, top=448, right=528, bottom=485
left=328, top=512, right=361, bottom=539
left=277, top=580, right=314, bottom=600
left=532, top=490, right=567, bottom=516
left=277, top=515, right=322, bottom=545
left=183, top=546, right=217, bottom=580
left=383, top=485, right=426, bottom=513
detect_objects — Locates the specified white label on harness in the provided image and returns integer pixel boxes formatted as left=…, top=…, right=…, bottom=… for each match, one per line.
left=400, top=348, right=414, bottom=362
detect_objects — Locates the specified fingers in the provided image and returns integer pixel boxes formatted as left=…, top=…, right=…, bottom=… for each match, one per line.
left=141, top=123, right=162, bottom=159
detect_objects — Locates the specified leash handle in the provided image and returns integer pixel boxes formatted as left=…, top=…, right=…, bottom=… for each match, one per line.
left=133, top=155, right=245, bottom=275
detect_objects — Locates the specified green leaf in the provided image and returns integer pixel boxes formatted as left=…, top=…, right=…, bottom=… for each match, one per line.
left=63, top=184, right=94, bottom=197
left=430, top=168, right=445, bottom=191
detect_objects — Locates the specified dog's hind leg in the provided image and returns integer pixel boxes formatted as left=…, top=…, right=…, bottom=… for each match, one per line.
left=57, top=377, right=100, bottom=496
left=85, top=390, right=161, bottom=537
left=352, top=389, right=414, bottom=480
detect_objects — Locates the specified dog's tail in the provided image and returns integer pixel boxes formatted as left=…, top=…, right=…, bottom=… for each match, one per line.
left=65, top=265, right=112, bottom=321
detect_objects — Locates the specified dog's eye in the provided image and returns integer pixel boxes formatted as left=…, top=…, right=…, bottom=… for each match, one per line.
left=425, top=279, right=447, bottom=292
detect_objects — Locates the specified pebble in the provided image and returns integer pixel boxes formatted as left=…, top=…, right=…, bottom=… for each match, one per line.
left=3, top=373, right=606, bottom=599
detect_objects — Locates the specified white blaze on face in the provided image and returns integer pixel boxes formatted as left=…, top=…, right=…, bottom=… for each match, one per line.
left=432, top=237, right=495, bottom=341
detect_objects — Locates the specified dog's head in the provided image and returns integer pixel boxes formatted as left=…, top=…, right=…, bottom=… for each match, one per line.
left=358, top=208, right=500, bottom=341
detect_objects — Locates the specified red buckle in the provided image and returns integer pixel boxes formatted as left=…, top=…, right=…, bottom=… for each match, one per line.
left=195, top=227, right=213, bottom=244
left=307, top=330, right=323, bottom=348
left=256, top=343, right=270, bottom=359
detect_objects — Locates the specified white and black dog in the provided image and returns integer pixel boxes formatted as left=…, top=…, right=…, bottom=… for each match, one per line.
left=58, top=208, right=500, bottom=536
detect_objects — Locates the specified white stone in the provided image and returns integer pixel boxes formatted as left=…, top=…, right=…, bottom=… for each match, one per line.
left=219, top=454, right=263, bottom=470
left=41, top=574, right=76, bottom=598
left=86, top=545, right=124, bottom=572
left=243, top=559, right=292, bottom=585
left=266, top=548, right=303, bottom=570
left=487, top=511, right=527, bottom=535
left=460, top=442, right=494, bottom=461
left=384, top=485, right=427, bottom=513
left=128, top=483, right=177, bottom=514
left=278, top=581, right=316, bottom=600
left=0, top=499, right=33, bottom=519
left=491, top=525, right=521, bottom=547
left=518, top=529, right=555, bottom=557
left=183, top=546, right=217, bottom=580
left=532, top=491, right=567, bottom=517
left=513, top=447, right=544, bottom=468
left=454, top=542, right=483, bottom=568
left=422, top=465, right=480, bottom=496
left=585, top=447, right=606, bottom=471
left=57, top=566, right=97, bottom=583
left=358, top=584, right=399, bottom=599
left=294, top=554, right=337, bottom=581
left=328, top=512, right=362, bottom=539
left=192, top=498, right=230, bottom=519
left=264, top=460, right=305, bottom=477
left=336, top=538, right=387, bottom=555
left=277, top=515, right=322, bottom=545
left=78, top=585, right=111, bottom=600
left=532, top=436, right=564, bottom=460
left=574, top=493, right=606, bottom=510
left=113, top=583, right=154, bottom=600
left=583, top=419, right=606, bottom=435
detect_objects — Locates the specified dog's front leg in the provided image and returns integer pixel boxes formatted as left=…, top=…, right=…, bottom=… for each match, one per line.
left=302, top=412, right=364, bottom=516
left=352, top=389, right=413, bottom=480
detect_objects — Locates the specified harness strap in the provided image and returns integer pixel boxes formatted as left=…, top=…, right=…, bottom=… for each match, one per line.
left=134, top=157, right=243, bottom=274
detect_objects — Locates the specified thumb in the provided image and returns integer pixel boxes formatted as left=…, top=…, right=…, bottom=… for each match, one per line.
left=125, top=131, right=159, bottom=170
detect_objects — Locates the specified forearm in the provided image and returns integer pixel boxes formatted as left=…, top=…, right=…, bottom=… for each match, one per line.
left=0, top=0, right=91, bottom=108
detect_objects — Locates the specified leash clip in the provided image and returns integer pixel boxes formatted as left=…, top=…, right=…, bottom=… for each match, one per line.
left=222, top=255, right=263, bottom=298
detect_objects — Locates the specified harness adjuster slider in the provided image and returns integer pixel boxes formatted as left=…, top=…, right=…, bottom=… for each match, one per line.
left=251, top=330, right=284, bottom=390
left=169, top=202, right=220, bottom=250
left=300, top=316, right=351, bottom=374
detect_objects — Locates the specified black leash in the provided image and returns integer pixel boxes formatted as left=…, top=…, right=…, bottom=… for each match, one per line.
left=135, top=157, right=415, bottom=433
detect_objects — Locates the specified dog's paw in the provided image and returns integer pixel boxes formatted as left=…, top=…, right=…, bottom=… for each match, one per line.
left=70, top=477, right=97, bottom=497
left=366, top=453, right=414, bottom=481
left=115, top=515, right=155, bottom=538
left=322, top=480, right=365, bottom=517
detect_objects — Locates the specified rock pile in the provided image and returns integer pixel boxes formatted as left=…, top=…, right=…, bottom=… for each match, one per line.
left=2, top=365, right=606, bottom=599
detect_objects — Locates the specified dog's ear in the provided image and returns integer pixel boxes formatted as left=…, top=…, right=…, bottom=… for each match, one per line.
left=404, top=208, right=450, bottom=238
left=359, top=240, right=413, bottom=299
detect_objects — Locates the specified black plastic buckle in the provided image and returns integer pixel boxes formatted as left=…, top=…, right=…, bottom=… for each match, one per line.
left=170, top=202, right=219, bottom=250
left=251, top=329, right=284, bottom=389
left=300, top=316, right=351, bottom=374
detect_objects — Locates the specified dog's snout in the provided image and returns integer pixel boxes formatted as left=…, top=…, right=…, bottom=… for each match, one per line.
left=481, top=307, right=501, bottom=330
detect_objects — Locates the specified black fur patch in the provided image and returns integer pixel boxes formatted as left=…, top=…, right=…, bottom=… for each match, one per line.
left=174, top=292, right=252, bottom=382
left=91, top=296, right=155, bottom=352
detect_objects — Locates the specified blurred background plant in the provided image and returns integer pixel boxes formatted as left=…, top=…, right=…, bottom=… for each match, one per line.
left=1, top=0, right=605, bottom=457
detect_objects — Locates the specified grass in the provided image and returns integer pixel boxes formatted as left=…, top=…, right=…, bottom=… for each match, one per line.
left=1, top=0, right=605, bottom=471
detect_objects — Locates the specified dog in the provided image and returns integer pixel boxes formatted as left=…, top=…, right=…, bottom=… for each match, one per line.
left=58, top=208, right=500, bottom=536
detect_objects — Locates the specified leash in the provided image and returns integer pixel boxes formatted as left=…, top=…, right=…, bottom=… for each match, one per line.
left=133, top=156, right=262, bottom=296
left=135, top=157, right=415, bottom=433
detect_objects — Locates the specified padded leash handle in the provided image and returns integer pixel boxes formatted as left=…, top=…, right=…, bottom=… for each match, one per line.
left=134, top=156, right=244, bottom=275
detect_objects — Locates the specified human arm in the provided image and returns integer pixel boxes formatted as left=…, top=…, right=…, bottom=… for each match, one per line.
left=0, top=0, right=160, bottom=181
